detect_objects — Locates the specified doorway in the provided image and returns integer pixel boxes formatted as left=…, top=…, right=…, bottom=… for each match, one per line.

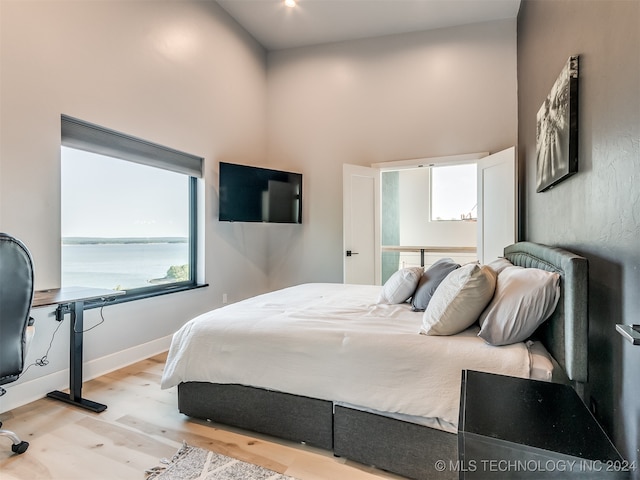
left=381, top=163, right=478, bottom=283
left=343, top=147, right=516, bottom=285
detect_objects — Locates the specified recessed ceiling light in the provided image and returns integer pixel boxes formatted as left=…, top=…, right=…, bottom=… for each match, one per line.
left=284, top=0, right=296, bottom=7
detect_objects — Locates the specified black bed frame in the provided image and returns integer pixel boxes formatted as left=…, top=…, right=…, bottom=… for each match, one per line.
left=176, top=242, right=588, bottom=480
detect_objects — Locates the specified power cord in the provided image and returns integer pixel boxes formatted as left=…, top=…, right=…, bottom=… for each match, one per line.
left=19, top=297, right=114, bottom=378
left=19, top=315, right=65, bottom=378
left=73, top=301, right=109, bottom=334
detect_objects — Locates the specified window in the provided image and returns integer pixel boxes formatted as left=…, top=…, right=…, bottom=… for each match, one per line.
left=430, top=163, right=477, bottom=221
left=60, top=115, right=202, bottom=301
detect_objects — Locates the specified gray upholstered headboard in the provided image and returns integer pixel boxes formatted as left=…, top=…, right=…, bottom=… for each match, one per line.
left=504, top=242, right=588, bottom=388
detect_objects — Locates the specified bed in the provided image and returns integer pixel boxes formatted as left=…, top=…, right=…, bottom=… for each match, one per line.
left=161, top=242, right=588, bottom=480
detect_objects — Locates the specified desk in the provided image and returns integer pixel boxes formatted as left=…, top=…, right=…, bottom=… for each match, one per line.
left=381, top=246, right=476, bottom=267
left=33, top=287, right=125, bottom=413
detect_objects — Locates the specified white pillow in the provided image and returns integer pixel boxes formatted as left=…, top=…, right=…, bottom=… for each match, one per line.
left=377, top=267, right=424, bottom=304
left=478, top=266, right=560, bottom=346
left=486, top=257, right=514, bottom=275
left=421, top=263, right=496, bottom=336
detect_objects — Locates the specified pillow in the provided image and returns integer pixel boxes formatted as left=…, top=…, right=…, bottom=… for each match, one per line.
left=411, top=258, right=460, bottom=311
left=478, top=266, right=560, bottom=346
left=486, top=257, right=514, bottom=275
left=378, top=266, right=424, bottom=304
left=420, top=263, right=496, bottom=336
left=527, top=340, right=554, bottom=381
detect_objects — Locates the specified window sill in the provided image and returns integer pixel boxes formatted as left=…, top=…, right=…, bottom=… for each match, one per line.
left=83, top=283, right=209, bottom=309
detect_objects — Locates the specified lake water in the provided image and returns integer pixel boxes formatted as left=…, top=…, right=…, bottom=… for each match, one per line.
left=62, top=242, right=189, bottom=290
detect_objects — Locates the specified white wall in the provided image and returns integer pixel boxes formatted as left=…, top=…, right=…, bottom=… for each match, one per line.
left=397, top=168, right=477, bottom=247
left=266, top=20, right=518, bottom=289
left=0, top=7, right=519, bottom=412
left=0, top=1, right=269, bottom=410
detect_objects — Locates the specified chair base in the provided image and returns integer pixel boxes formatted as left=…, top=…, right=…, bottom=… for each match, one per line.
left=0, top=422, right=30, bottom=454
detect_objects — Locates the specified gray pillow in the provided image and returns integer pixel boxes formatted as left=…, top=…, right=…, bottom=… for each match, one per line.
left=411, top=258, right=460, bottom=311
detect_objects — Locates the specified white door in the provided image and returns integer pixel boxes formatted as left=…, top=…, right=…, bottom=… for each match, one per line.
left=477, top=147, right=517, bottom=264
left=343, top=164, right=380, bottom=284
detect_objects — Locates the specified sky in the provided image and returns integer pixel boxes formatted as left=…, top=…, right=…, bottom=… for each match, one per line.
left=61, top=147, right=189, bottom=239
left=431, top=163, right=477, bottom=221
left=61, top=146, right=474, bottom=238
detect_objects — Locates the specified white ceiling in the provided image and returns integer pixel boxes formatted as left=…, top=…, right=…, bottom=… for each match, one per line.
left=216, top=0, right=522, bottom=51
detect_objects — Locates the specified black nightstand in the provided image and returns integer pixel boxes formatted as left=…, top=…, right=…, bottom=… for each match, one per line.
left=458, top=370, right=632, bottom=479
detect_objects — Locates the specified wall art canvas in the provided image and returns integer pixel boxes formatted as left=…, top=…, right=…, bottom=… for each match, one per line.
left=536, top=55, right=579, bottom=192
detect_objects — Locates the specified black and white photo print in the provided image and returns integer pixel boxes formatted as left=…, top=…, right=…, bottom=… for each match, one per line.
left=536, top=55, right=579, bottom=192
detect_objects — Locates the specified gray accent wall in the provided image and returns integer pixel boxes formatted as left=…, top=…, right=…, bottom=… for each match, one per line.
left=517, top=0, right=640, bottom=467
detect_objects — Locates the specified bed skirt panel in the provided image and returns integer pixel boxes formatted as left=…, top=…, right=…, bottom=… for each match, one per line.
left=334, top=405, right=458, bottom=480
left=177, top=382, right=334, bottom=450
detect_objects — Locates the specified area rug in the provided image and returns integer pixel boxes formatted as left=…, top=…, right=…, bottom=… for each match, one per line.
left=145, top=442, right=298, bottom=480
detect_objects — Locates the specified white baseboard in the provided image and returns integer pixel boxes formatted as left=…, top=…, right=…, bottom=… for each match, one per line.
left=0, top=335, right=172, bottom=414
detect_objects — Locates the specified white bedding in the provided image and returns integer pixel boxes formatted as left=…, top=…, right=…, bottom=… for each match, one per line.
left=162, top=283, right=540, bottom=433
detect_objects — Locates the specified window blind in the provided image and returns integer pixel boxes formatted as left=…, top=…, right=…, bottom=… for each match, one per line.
left=61, top=114, right=203, bottom=178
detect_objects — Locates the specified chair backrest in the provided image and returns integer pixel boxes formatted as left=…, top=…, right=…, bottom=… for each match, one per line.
left=0, top=233, right=34, bottom=385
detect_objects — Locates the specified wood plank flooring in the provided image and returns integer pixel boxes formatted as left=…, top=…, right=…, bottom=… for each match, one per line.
left=0, top=353, right=406, bottom=480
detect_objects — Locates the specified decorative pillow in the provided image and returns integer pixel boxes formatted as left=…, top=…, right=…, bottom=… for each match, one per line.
left=420, top=263, right=496, bottom=336
left=378, top=267, right=424, bottom=304
left=486, top=257, right=514, bottom=275
left=478, top=266, right=560, bottom=346
left=411, top=258, right=460, bottom=311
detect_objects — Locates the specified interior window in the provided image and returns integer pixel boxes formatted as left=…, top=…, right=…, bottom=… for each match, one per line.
left=430, top=163, right=477, bottom=221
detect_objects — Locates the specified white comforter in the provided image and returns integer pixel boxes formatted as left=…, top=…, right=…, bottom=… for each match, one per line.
left=162, top=283, right=532, bottom=432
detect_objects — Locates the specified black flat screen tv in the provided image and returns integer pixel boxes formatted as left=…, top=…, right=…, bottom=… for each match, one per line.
left=218, top=162, right=302, bottom=224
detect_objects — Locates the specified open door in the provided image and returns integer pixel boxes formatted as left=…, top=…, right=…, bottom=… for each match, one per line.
left=477, top=147, right=517, bottom=264
left=343, top=148, right=516, bottom=284
left=343, top=164, right=380, bottom=285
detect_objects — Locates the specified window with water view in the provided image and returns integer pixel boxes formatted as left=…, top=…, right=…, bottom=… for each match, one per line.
left=61, top=146, right=193, bottom=293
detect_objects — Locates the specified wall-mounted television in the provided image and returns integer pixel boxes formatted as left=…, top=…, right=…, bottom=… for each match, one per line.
left=218, top=162, right=302, bottom=224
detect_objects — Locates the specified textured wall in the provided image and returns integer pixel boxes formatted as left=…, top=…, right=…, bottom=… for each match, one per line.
left=518, top=0, right=640, bottom=466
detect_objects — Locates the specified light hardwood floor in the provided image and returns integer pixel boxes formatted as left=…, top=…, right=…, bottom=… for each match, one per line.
left=0, top=353, right=406, bottom=480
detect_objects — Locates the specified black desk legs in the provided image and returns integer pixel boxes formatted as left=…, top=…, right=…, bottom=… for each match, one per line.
left=69, top=300, right=84, bottom=403
left=46, top=301, right=107, bottom=413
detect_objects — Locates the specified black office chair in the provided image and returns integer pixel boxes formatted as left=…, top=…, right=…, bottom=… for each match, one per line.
left=0, top=233, right=35, bottom=454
